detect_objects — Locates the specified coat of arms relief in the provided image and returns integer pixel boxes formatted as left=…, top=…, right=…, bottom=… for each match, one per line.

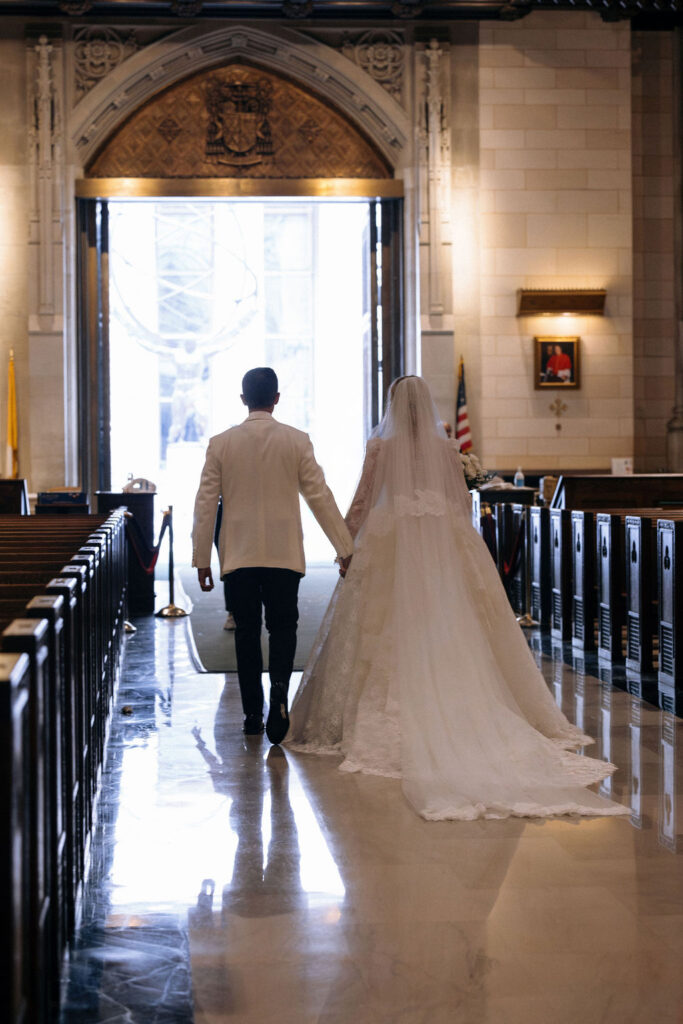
left=205, top=76, right=274, bottom=166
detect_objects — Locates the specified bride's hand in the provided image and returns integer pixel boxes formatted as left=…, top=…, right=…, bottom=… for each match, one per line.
left=338, top=555, right=352, bottom=578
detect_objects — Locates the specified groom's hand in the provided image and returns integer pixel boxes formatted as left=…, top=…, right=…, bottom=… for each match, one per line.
left=197, top=567, right=214, bottom=592
left=338, top=555, right=352, bottom=578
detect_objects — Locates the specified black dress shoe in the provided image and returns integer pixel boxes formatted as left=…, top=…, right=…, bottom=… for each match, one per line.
left=243, top=714, right=264, bottom=735
left=266, top=683, right=289, bottom=744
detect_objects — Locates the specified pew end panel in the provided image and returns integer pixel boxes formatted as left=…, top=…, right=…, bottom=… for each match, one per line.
left=529, top=507, right=551, bottom=628
left=0, top=652, right=31, bottom=1024
left=624, top=516, right=656, bottom=679
left=571, top=511, right=596, bottom=652
left=657, top=520, right=683, bottom=714
left=596, top=513, right=625, bottom=669
left=1, top=618, right=55, bottom=1021
left=550, top=509, right=572, bottom=642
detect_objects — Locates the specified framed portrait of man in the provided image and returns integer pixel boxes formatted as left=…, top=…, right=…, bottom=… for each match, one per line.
left=534, top=337, right=580, bottom=390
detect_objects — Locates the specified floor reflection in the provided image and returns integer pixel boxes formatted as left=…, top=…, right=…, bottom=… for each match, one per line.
left=62, top=618, right=683, bottom=1024
left=190, top=684, right=344, bottom=924
left=660, top=712, right=680, bottom=852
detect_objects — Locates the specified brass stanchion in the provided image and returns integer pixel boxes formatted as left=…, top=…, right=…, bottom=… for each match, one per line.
left=156, top=505, right=188, bottom=619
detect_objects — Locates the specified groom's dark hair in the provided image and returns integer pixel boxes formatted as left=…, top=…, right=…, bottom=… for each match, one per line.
left=242, top=367, right=279, bottom=409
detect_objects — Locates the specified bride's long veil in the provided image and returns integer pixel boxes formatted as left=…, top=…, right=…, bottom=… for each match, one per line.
left=368, top=377, right=624, bottom=820
left=290, top=376, right=625, bottom=819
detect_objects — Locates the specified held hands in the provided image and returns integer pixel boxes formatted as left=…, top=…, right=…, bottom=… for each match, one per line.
left=197, top=567, right=214, bottom=592
left=338, top=555, right=352, bottom=578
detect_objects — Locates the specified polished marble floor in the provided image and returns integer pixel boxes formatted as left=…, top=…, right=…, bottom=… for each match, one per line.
left=61, top=616, right=683, bottom=1024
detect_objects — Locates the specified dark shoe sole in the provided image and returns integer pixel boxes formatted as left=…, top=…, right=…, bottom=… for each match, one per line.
left=266, top=689, right=289, bottom=745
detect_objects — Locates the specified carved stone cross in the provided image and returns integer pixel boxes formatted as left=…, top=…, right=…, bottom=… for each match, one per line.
left=549, top=397, right=568, bottom=432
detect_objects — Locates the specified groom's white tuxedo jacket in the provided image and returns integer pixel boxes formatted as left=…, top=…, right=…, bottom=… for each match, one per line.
left=192, top=411, right=354, bottom=577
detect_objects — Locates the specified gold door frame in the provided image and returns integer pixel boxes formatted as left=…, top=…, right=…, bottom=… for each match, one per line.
left=76, top=183, right=404, bottom=495
left=76, top=178, right=404, bottom=199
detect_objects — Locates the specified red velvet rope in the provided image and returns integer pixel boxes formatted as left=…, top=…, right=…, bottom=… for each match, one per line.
left=125, top=511, right=171, bottom=575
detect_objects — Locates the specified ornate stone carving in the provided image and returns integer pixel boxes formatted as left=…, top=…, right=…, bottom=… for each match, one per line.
left=30, top=34, right=64, bottom=317
left=421, top=38, right=451, bottom=317
left=74, top=27, right=139, bottom=102
left=205, top=76, right=274, bottom=166
left=87, top=62, right=390, bottom=179
left=72, top=25, right=407, bottom=169
left=283, top=1, right=314, bottom=17
left=60, top=1, right=93, bottom=13
left=172, top=0, right=204, bottom=14
left=391, top=0, right=423, bottom=17
left=341, top=31, right=404, bottom=102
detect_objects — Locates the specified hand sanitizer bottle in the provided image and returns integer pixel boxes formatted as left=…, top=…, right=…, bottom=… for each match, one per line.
left=513, top=466, right=525, bottom=487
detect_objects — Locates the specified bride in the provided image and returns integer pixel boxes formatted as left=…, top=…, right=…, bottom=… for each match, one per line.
left=287, top=376, right=628, bottom=821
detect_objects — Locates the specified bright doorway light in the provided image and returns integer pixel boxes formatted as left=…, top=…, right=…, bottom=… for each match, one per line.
left=108, top=199, right=370, bottom=562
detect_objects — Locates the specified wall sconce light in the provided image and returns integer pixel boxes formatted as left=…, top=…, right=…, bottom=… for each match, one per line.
left=517, top=288, right=606, bottom=317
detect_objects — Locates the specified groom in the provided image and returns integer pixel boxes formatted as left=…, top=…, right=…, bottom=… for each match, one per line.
left=192, top=367, right=354, bottom=743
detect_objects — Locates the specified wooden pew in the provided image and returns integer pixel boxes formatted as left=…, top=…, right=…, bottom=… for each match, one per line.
left=624, top=515, right=657, bottom=702
left=0, top=652, right=32, bottom=1024
left=2, top=619, right=53, bottom=1021
left=0, top=479, right=29, bottom=514
left=551, top=473, right=683, bottom=510
left=0, top=510, right=127, bottom=1023
left=550, top=509, right=572, bottom=642
left=657, top=519, right=683, bottom=715
left=570, top=510, right=596, bottom=652
left=492, top=503, right=528, bottom=615
left=595, top=512, right=625, bottom=665
left=529, top=506, right=551, bottom=627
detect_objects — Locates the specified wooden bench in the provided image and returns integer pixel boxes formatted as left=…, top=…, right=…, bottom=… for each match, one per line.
left=0, top=479, right=29, bottom=514
left=551, top=474, right=683, bottom=510
left=0, top=510, right=127, bottom=1023
left=657, top=519, right=683, bottom=715
left=0, top=652, right=32, bottom=1024
left=529, top=507, right=551, bottom=627
left=479, top=492, right=683, bottom=714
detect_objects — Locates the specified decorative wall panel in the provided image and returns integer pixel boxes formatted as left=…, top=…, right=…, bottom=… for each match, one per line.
left=73, top=27, right=139, bottom=102
left=86, top=61, right=391, bottom=178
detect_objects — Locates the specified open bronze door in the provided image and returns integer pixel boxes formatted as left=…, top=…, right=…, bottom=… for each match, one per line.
left=76, top=198, right=111, bottom=496
left=368, top=197, right=405, bottom=429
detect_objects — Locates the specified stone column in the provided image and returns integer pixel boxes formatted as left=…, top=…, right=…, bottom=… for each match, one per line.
left=27, top=33, right=70, bottom=490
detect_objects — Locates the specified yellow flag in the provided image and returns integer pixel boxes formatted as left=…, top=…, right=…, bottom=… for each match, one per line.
left=6, top=349, right=18, bottom=478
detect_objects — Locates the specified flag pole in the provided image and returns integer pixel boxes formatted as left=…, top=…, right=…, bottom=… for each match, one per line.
left=455, top=354, right=473, bottom=454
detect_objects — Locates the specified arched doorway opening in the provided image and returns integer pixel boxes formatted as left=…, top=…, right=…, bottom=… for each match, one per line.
left=76, top=59, right=404, bottom=560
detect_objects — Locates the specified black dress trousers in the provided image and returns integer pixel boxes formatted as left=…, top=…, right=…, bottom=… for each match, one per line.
left=226, top=567, right=302, bottom=717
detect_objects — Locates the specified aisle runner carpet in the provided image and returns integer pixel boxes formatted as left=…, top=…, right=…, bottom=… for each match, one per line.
left=178, top=564, right=339, bottom=673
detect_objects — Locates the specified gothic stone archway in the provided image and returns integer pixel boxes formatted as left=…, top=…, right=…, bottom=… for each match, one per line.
left=86, top=62, right=391, bottom=179
left=77, top=59, right=404, bottom=493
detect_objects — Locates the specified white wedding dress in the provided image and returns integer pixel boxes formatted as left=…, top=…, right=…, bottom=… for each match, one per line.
left=287, top=377, right=628, bottom=821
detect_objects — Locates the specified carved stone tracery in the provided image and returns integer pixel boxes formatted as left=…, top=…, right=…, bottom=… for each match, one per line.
left=30, top=34, right=64, bottom=318
left=341, top=30, right=404, bottom=102
left=420, top=38, right=451, bottom=317
left=74, top=27, right=139, bottom=102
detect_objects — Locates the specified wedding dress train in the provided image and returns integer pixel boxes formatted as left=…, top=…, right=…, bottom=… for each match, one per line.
left=287, top=377, right=628, bottom=822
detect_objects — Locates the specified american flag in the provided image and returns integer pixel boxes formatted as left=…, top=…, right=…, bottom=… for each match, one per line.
left=455, top=357, right=473, bottom=453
